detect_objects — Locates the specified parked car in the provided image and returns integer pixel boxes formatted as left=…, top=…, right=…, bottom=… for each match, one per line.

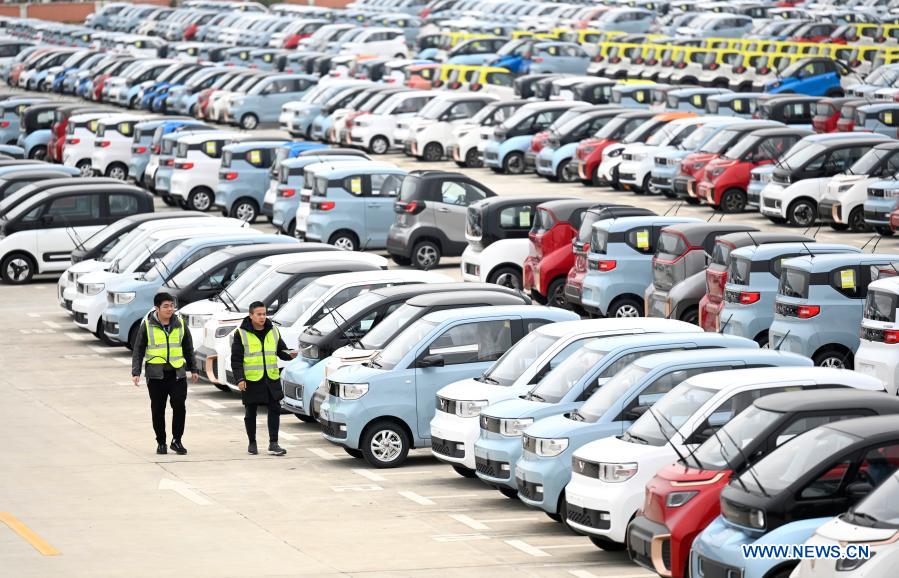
left=213, top=140, right=285, bottom=223
left=764, top=57, right=850, bottom=98
left=535, top=107, right=626, bottom=183
left=404, top=94, right=498, bottom=162
left=819, top=141, right=899, bottom=232
left=227, top=74, right=317, bottom=130
left=167, top=130, right=248, bottom=212
left=350, top=90, right=435, bottom=154
left=447, top=99, right=525, bottom=169
left=574, top=110, right=657, bottom=186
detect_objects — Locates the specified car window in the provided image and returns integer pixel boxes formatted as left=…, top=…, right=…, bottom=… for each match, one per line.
left=197, top=265, right=229, bottom=291
left=830, top=266, right=862, bottom=299
left=626, top=227, right=654, bottom=254
left=370, top=173, right=402, bottom=197
left=446, top=100, right=483, bottom=121
left=440, top=181, right=468, bottom=205
left=427, top=319, right=512, bottom=365
left=43, top=194, right=101, bottom=222
left=755, top=135, right=798, bottom=161
left=499, top=204, right=533, bottom=229
left=108, top=194, right=139, bottom=217
left=799, top=459, right=854, bottom=499
left=826, top=146, right=871, bottom=173
left=776, top=413, right=867, bottom=447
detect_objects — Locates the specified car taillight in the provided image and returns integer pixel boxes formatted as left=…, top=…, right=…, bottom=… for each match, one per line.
left=470, top=83, right=482, bottom=91
left=884, top=329, right=899, bottom=344
left=739, top=291, right=761, bottom=305
left=708, top=63, right=719, bottom=70
left=759, top=67, right=770, bottom=74
left=164, top=159, right=174, bottom=166
left=280, top=188, right=295, bottom=198
left=401, top=200, right=422, bottom=213
left=224, top=172, right=237, bottom=180
left=597, top=260, right=617, bottom=271
left=676, top=62, right=687, bottom=69
left=798, top=305, right=820, bottom=319
left=313, top=200, right=335, bottom=211
left=98, top=140, right=110, bottom=147
left=68, top=137, right=79, bottom=144
left=533, top=57, right=544, bottom=63
left=0, top=121, right=9, bottom=128
left=177, top=161, right=193, bottom=169
left=134, top=146, right=147, bottom=154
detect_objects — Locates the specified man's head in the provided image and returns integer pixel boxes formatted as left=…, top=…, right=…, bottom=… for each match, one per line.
left=154, top=292, right=175, bottom=320
left=249, top=301, right=267, bottom=327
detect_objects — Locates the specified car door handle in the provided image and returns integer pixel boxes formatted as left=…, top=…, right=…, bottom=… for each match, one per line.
left=437, top=207, right=451, bottom=213
left=367, top=203, right=381, bottom=208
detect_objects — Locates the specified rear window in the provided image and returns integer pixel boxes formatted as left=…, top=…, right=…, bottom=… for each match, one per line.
left=865, top=289, right=898, bottom=322
left=398, top=175, right=423, bottom=201
left=657, top=231, right=687, bottom=259
left=729, top=255, right=751, bottom=286
left=626, top=227, right=653, bottom=254
left=711, top=242, right=734, bottom=268
left=591, top=228, right=609, bottom=255
left=499, top=204, right=533, bottom=229
left=779, top=266, right=810, bottom=299
left=221, top=150, right=233, bottom=168
left=530, top=207, right=556, bottom=234
left=816, top=102, right=835, bottom=117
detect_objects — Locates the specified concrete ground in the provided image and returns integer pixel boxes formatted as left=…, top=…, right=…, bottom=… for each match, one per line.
left=2, top=100, right=897, bottom=577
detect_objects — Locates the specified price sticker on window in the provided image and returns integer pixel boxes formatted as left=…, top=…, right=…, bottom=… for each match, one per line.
left=205, top=141, right=218, bottom=156
left=734, top=99, right=743, bottom=112
left=89, top=120, right=98, bottom=132
left=636, top=229, right=650, bottom=249
left=636, top=91, right=645, bottom=103
left=840, top=269, right=856, bottom=290
left=520, top=210, right=531, bottom=227
left=349, top=176, right=362, bottom=194
left=248, top=150, right=261, bottom=165
left=240, top=51, right=248, bottom=59
left=885, top=111, right=894, bottom=125
left=263, top=53, right=272, bottom=62
left=692, top=94, right=703, bottom=107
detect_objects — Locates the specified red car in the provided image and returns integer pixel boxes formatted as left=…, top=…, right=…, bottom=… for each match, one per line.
left=812, top=97, right=859, bottom=132
left=697, top=127, right=810, bottom=212
left=836, top=99, right=870, bottom=132
left=574, top=110, right=655, bottom=186
left=890, top=207, right=899, bottom=232
left=627, top=388, right=899, bottom=578
left=523, top=200, right=599, bottom=307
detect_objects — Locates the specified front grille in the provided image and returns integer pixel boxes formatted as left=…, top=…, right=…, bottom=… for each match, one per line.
left=484, top=151, right=498, bottom=161
left=673, top=179, right=688, bottom=194
left=654, top=156, right=667, bottom=165
left=651, top=177, right=670, bottom=186
left=319, top=419, right=347, bottom=439
left=522, top=434, right=537, bottom=454
left=869, top=188, right=887, bottom=198
left=103, top=320, right=117, bottom=334
left=572, top=457, right=600, bottom=479
left=566, top=503, right=611, bottom=530
left=283, top=378, right=302, bottom=401
left=431, top=435, right=464, bottom=458
left=697, top=555, right=744, bottom=578
left=538, top=158, right=552, bottom=168
left=516, top=477, right=542, bottom=501
left=480, top=415, right=501, bottom=434
left=619, top=172, right=636, bottom=181
left=475, top=455, right=510, bottom=479
left=435, top=395, right=457, bottom=415
left=64, top=299, right=73, bottom=311
left=751, top=172, right=761, bottom=182
left=866, top=210, right=889, bottom=222
left=747, top=190, right=760, bottom=204
left=775, top=301, right=799, bottom=317
left=622, top=153, right=634, bottom=161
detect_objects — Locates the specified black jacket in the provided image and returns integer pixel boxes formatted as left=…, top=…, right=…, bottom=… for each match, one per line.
left=230, top=316, right=293, bottom=405
left=131, top=311, right=195, bottom=380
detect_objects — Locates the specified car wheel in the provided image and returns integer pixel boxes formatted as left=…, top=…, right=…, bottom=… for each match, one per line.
left=286, top=219, right=296, bottom=237
left=391, top=254, right=412, bottom=266
left=546, top=278, right=567, bottom=308
left=422, top=142, right=443, bottom=162
left=557, top=160, right=577, bottom=183
left=1, top=252, right=35, bottom=284
left=106, top=163, right=128, bottom=181
left=161, top=195, right=176, bottom=207
left=230, top=199, right=258, bottom=223
left=328, top=230, right=359, bottom=251
left=754, top=331, right=769, bottom=348
left=590, top=165, right=602, bottom=187
left=609, top=296, right=643, bottom=318
left=680, top=306, right=699, bottom=326
left=360, top=420, right=410, bottom=468
left=188, top=188, right=214, bottom=212
left=502, top=152, right=525, bottom=174
left=464, top=148, right=482, bottom=168
left=499, top=487, right=519, bottom=500
left=452, top=465, right=477, bottom=478
left=640, top=174, right=651, bottom=195
left=412, top=240, right=441, bottom=270
left=28, top=145, right=46, bottom=160
left=240, top=113, right=258, bottom=130
left=343, top=447, right=363, bottom=459
left=487, top=266, right=522, bottom=289
left=129, top=95, right=138, bottom=109
left=294, top=413, right=316, bottom=423
left=684, top=196, right=701, bottom=205
left=787, top=199, right=817, bottom=227
left=813, top=347, right=853, bottom=369
left=369, top=135, right=389, bottom=155
left=720, top=188, right=746, bottom=213
left=77, top=160, right=92, bottom=177
left=589, top=536, right=626, bottom=551
left=875, top=225, right=894, bottom=237
left=829, top=223, right=849, bottom=231
left=847, top=207, right=867, bottom=232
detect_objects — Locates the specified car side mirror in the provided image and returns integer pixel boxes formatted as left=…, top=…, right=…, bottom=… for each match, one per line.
left=40, top=215, right=53, bottom=225
left=626, top=405, right=649, bottom=421
left=418, top=353, right=445, bottom=368
left=847, top=481, right=874, bottom=499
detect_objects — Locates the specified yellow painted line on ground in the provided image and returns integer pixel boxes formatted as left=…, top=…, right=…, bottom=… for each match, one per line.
left=0, top=512, right=60, bottom=556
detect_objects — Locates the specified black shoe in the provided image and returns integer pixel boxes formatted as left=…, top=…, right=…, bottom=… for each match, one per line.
left=248, top=441, right=258, bottom=455
left=268, top=442, right=286, bottom=456
left=156, top=443, right=167, bottom=455
left=170, top=440, right=187, bottom=455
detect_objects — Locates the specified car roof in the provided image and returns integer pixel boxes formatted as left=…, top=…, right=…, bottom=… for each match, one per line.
left=290, top=269, right=440, bottom=287
left=731, top=242, right=860, bottom=260
left=404, top=288, right=527, bottom=307
left=222, top=140, right=287, bottom=152
left=314, top=163, right=402, bottom=178
left=176, top=232, right=282, bottom=248
left=634, top=349, right=808, bottom=374
left=825, top=414, right=899, bottom=439
left=534, top=317, right=700, bottom=339
left=176, top=131, right=242, bottom=144
left=538, top=199, right=597, bottom=221
left=756, top=387, right=899, bottom=413
left=422, top=304, right=571, bottom=324
left=744, top=127, right=814, bottom=138
left=783, top=252, right=899, bottom=272
left=475, top=196, right=564, bottom=210
left=600, top=215, right=701, bottom=232
left=212, top=242, right=329, bottom=259
left=663, top=222, right=757, bottom=242
left=716, top=231, right=813, bottom=248
left=582, top=331, right=750, bottom=352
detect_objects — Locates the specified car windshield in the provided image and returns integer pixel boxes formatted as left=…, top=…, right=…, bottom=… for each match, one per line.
left=471, top=102, right=500, bottom=124
left=419, top=98, right=452, bottom=120
left=165, top=250, right=232, bottom=289
left=306, top=291, right=382, bottom=337
left=779, top=266, right=810, bottom=298
left=646, top=122, right=682, bottom=147
left=680, top=124, right=721, bottom=151
left=81, top=217, right=134, bottom=252
left=358, top=303, right=423, bottom=349
left=622, top=119, right=661, bottom=144
left=528, top=346, right=607, bottom=404
left=657, top=231, right=688, bottom=258
left=271, top=280, right=331, bottom=325
left=728, top=255, right=752, bottom=286
left=740, top=426, right=856, bottom=495
left=549, top=109, right=584, bottom=131
left=595, top=115, right=646, bottom=140
left=223, top=261, right=270, bottom=304
left=591, top=228, right=610, bottom=255
left=143, top=242, right=193, bottom=282
left=480, top=331, right=558, bottom=386
left=371, top=318, right=437, bottom=370
left=724, top=133, right=763, bottom=160
left=623, top=383, right=717, bottom=446
left=699, top=128, right=741, bottom=154
left=864, top=289, right=898, bottom=322
left=848, top=473, right=899, bottom=528
left=850, top=148, right=893, bottom=176
left=691, top=406, right=783, bottom=470
left=781, top=142, right=824, bottom=171
left=576, top=363, right=650, bottom=422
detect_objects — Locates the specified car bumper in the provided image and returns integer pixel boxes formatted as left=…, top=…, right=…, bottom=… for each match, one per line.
left=514, top=452, right=570, bottom=514
left=429, top=410, right=480, bottom=470
left=473, top=432, right=520, bottom=490
left=627, top=515, right=679, bottom=578
left=855, top=341, right=899, bottom=395
left=318, top=396, right=362, bottom=448
left=565, top=474, right=632, bottom=544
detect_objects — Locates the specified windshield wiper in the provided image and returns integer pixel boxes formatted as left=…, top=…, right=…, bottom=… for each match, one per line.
left=848, top=511, right=880, bottom=527
left=305, top=326, right=321, bottom=336
left=481, top=375, right=500, bottom=385
left=366, top=358, right=382, bottom=369
left=625, top=432, right=649, bottom=444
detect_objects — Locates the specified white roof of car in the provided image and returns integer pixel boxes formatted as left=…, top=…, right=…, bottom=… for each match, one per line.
left=682, top=366, right=886, bottom=392
left=535, top=318, right=702, bottom=339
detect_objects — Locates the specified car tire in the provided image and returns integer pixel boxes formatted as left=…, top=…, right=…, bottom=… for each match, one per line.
left=813, top=347, right=853, bottom=369
left=680, top=306, right=699, bottom=326
left=452, top=465, right=477, bottom=478
left=720, top=188, right=747, bottom=213
left=499, top=487, right=519, bottom=500
left=1, top=252, right=35, bottom=284
left=875, top=225, right=894, bottom=237
left=28, top=145, right=46, bottom=160
left=487, top=266, right=522, bottom=290
left=684, top=196, right=701, bottom=205
left=76, top=160, right=92, bottom=177
left=360, top=420, right=410, bottom=468
left=589, top=536, right=626, bottom=551
left=502, top=151, right=526, bottom=174
left=787, top=198, right=817, bottom=227
left=829, top=222, right=849, bottom=231
left=464, top=148, right=482, bottom=168
left=422, top=142, right=443, bottom=162
left=369, top=135, right=389, bottom=155
left=161, top=195, right=176, bottom=207
left=391, top=254, right=412, bottom=266
left=328, top=230, right=359, bottom=251
left=230, top=198, right=258, bottom=223
left=609, top=296, right=643, bottom=318
left=188, top=188, right=214, bottom=212
left=106, top=162, right=128, bottom=181
left=754, top=331, right=769, bottom=348
left=294, top=413, right=316, bottom=423
left=557, top=160, right=577, bottom=183
left=343, top=447, right=364, bottom=459
left=286, top=219, right=296, bottom=237
left=240, top=113, right=258, bottom=130
left=411, top=240, right=441, bottom=270
left=847, top=207, right=867, bottom=232
left=546, top=278, right=567, bottom=308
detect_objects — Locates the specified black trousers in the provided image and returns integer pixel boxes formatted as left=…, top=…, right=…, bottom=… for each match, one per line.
left=244, top=389, right=280, bottom=444
left=147, top=374, right=187, bottom=445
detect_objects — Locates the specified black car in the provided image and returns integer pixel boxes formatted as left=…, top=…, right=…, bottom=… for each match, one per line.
left=513, top=73, right=561, bottom=99
left=755, top=95, right=821, bottom=127
left=571, top=78, right=617, bottom=105
left=0, top=169, right=75, bottom=201
left=0, top=176, right=121, bottom=219
left=466, top=195, right=560, bottom=252
left=162, top=242, right=338, bottom=306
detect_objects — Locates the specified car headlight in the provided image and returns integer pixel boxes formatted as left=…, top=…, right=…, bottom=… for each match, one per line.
left=581, top=145, right=596, bottom=154
left=214, top=325, right=237, bottom=338
left=608, top=148, right=622, bottom=157
left=532, top=437, right=569, bottom=457
left=692, top=161, right=707, bottom=170
left=748, top=507, right=766, bottom=529
left=633, top=153, right=645, bottom=162
left=83, top=283, right=104, bottom=296
left=500, top=417, right=533, bottom=436
left=838, top=184, right=853, bottom=193
left=457, top=399, right=488, bottom=418
left=598, top=462, right=638, bottom=483
left=300, top=343, right=320, bottom=360
left=112, top=291, right=135, bottom=304
left=188, top=314, right=210, bottom=328
left=665, top=490, right=698, bottom=507
left=339, top=382, right=368, bottom=400
left=707, top=167, right=726, bottom=179
left=68, top=271, right=81, bottom=283
left=836, top=552, right=875, bottom=571
left=230, top=98, right=244, bottom=107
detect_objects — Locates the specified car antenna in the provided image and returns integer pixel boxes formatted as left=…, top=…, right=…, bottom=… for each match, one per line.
left=706, top=209, right=719, bottom=223
left=772, top=329, right=791, bottom=351
left=800, top=241, right=815, bottom=259
left=811, top=224, right=821, bottom=240
left=645, top=406, right=692, bottom=466
left=870, top=235, right=884, bottom=254
left=745, top=230, right=759, bottom=247
left=718, top=313, right=733, bottom=334
left=663, top=200, right=681, bottom=216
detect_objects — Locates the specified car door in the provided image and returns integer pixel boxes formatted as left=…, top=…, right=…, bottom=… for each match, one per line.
left=36, top=193, right=104, bottom=266
left=413, top=318, right=514, bottom=438
left=365, top=171, right=402, bottom=248
left=434, top=178, right=490, bottom=238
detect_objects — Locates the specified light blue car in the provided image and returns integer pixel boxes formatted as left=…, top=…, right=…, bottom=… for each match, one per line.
left=535, top=108, right=626, bottom=183
left=512, top=348, right=811, bottom=519
left=594, top=8, right=655, bottom=34
left=168, top=68, right=231, bottom=116
left=0, top=98, right=46, bottom=145
left=722, top=243, right=862, bottom=346
left=129, top=119, right=188, bottom=188
left=444, top=37, right=508, bottom=66
left=864, top=179, right=899, bottom=232
left=305, top=163, right=406, bottom=251
left=102, top=232, right=287, bottom=346
left=853, top=102, right=899, bottom=137
left=286, top=81, right=368, bottom=139
left=214, top=141, right=287, bottom=223
left=768, top=252, right=899, bottom=368
left=228, top=74, right=318, bottom=130
left=309, top=84, right=372, bottom=142
left=580, top=216, right=702, bottom=318
left=474, top=332, right=754, bottom=493
left=319, top=305, right=579, bottom=467
left=664, top=87, right=732, bottom=114
left=483, top=101, right=585, bottom=174
left=649, top=118, right=739, bottom=197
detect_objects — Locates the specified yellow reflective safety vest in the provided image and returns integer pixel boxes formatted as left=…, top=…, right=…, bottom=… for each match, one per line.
left=239, top=326, right=280, bottom=381
left=144, top=316, right=186, bottom=369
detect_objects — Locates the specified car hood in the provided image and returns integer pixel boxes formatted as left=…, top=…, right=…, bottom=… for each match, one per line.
left=655, top=147, right=690, bottom=161
left=106, top=274, right=151, bottom=293
left=483, top=397, right=549, bottom=420
left=178, top=298, right=227, bottom=316
left=328, top=363, right=388, bottom=385
left=654, top=461, right=730, bottom=483
left=522, top=412, right=588, bottom=438
left=437, top=378, right=517, bottom=403
left=574, top=433, right=668, bottom=464
left=332, top=344, right=380, bottom=362
left=69, top=258, right=105, bottom=273
left=78, top=269, right=119, bottom=285
left=815, top=515, right=898, bottom=543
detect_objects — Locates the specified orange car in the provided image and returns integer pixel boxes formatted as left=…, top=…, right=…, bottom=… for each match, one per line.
left=405, top=63, right=442, bottom=89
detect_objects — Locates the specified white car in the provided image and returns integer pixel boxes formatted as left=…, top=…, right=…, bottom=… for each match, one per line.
left=350, top=90, right=436, bottom=154
left=596, top=142, right=628, bottom=186
left=460, top=239, right=529, bottom=286
left=340, top=27, right=409, bottom=59
left=429, top=319, right=700, bottom=472
left=62, top=112, right=114, bottom=177
left=405, top=93, right=498, bottom=161
left=855, top=275, right=899, bottom=395
left=818, top=142, right=899, bottom=232
left=90, top=114, right=148, bottom=180
left=169, top=131, right=247, bottom=211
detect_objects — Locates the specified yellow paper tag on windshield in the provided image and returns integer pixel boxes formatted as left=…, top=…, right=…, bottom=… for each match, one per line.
left=205, top=141, right=218, bottom=155
left=248, top=150, right=261, bottom=165
left=692, top=94, right=703, bottom=107
left=636, top=91, right=645, bottom=103
left=240, top=51, right=248, bottom=59
left=520, top=210, right=531, bottom=227
left=636, top=230, right=649, bottom=249
left=885, top=112, right=894, bottom=125
left=350, top=177, right=362, bottom=194
left=734, top=100, right=743, bottom=112
left=840, top=269, right=856, bottom=289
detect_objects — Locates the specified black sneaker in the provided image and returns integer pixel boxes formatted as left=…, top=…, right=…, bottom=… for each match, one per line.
left=156, top=443, right=167, bottom=455
left=170, top=440, right=187, bottom=455
left=248, top=441, right=258, bottom=455
left=268, top=442, right=286, bottom=456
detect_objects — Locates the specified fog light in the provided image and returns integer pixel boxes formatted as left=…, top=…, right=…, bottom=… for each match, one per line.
left=456, top=443, right=465, bottom=451
left=536, top=485, right=544, bottom=494
left=599, top=512, right=611, bottom=521
left=501, top=464, right=510, bottom=471
left=339, top=425, right=347, bottom=432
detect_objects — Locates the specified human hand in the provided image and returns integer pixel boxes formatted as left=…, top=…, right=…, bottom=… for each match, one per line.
left=190, top=372, right=199, bottom=384
left=238, top=380, right=247, bottom=391
left=289, top=350, right=298, bottom=359
left=132, top=375, right=140, bottom=387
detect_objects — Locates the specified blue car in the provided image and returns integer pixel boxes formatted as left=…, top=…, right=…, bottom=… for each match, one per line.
left=140, top=65, right=202, bottom=112
left=0, top=98, right=47, bottom=145
left=228, top=74, right=318, bottom=130
left=102, top=231, right=287, bottom=346
left=129, top=119, right=186, bottom=188
left=769, top=253, right=899, bottom=368
left=580, top=216, right=701, bottom=318
left=149, top=125, right=211, bottom=197
left=309, top=84, right=372, bottom=142
left=493, top=39, right=590, bottom=75
left=474, top=332, right=751, bottom=493
left=320, top=305, right=579, bottom=467
left=535, top=107, right=627, bottom=183
left=512, top=348, right=812, bottom=518
left=166, top=67, right=230, bottom=116
left=214, top=141, right=287, bottom=224
left=51, top=52, right=104, bottom=93
left=765, top=57, right=849, bottom=97
left=484, top=101, right=585, bottom=174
